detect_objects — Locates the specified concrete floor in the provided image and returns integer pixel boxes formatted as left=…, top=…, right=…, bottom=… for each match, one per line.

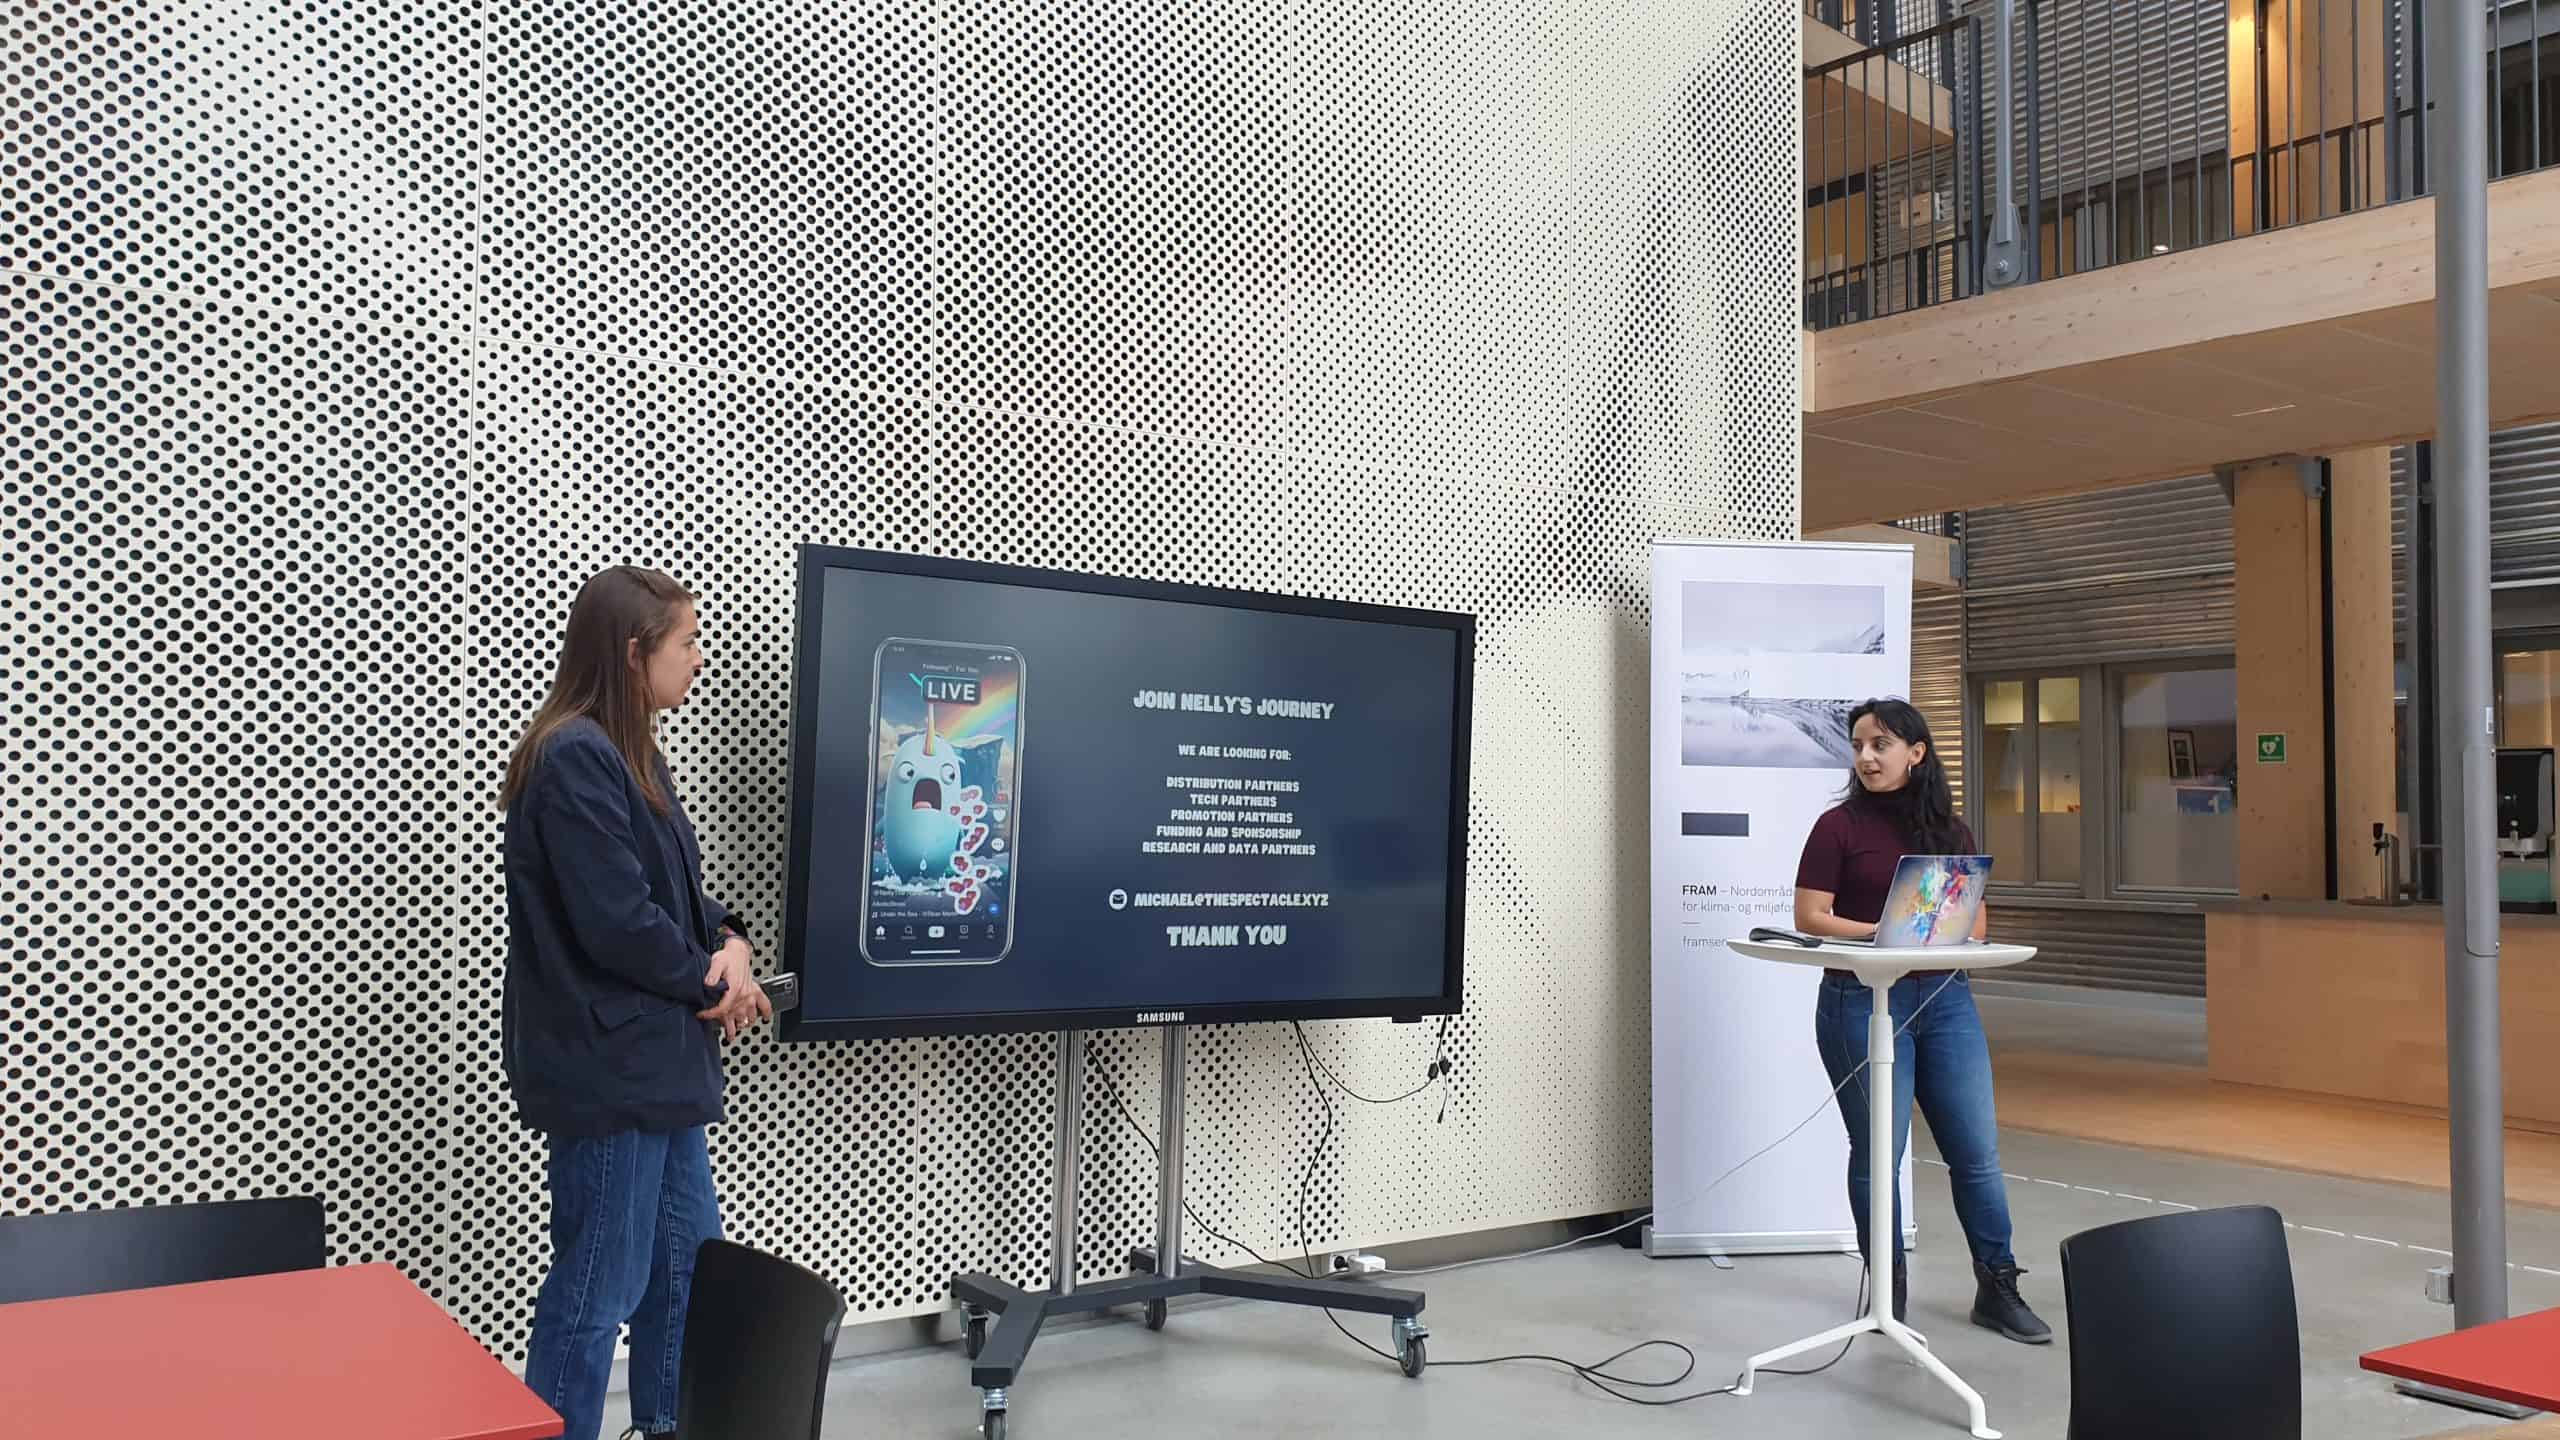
left=814, top=1140, right=2558, bottom=1439
left=798, top=994, right=2552, bottom=1438
left=1974, top=990, right=2209, bottom=1068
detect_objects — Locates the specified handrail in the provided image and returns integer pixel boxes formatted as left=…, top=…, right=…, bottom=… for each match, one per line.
left=1803, top=13, right=1979, bottom=79
left=1803, top=0, right=2560, bottom=329
left=1802, top=13, right=1988, bottom=328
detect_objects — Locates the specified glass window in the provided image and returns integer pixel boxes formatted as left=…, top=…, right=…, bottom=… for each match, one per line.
left=2119, top=668, right=2239, bottom=891
left=2039, top=676, right=2084, bottom=884
left=1973, top=675, right=2083, bottom=887
left=1981, top=680, right=2030, bottom=878
left=2503, top=649, right=2560, bottom=748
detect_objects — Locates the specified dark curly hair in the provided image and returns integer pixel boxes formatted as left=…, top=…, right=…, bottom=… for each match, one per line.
left=1841, top=698, right=1968, bottom=854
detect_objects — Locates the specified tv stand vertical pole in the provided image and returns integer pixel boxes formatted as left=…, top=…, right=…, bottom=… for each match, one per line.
left=1154, top=1025, right=1186, bottom=1281
left=1052, top=1028, right=1084, bottom=1297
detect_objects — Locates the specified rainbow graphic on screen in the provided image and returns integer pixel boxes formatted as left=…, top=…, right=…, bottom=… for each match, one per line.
left=921, top=670, right=1018, bottom=748
left=1875, top=855, right=1993, bottom=948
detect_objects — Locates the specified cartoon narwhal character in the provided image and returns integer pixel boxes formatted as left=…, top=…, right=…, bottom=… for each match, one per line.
left=881, top=712, right=967, bottom=883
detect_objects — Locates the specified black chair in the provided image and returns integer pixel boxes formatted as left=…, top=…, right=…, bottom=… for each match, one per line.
left=677, top=1239, right=847, bottom=1440
left=0, top=1196, right=328, bottom=1304
left=2059, top=1204, right=2300, bottom=1440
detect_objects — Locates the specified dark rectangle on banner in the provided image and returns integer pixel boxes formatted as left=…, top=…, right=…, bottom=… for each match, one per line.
left=1681, top=812, right=1750, bottom=837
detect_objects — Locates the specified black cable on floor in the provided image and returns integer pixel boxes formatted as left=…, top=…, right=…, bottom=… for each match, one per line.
left=1286, top=1021, right=1848, bottom=1406
left=1313, top=1250, right=1867, bottom=1404
left=1383, top=971, right=1964, bottom=1280
left=1761, top=1264, right=1868, bottom=1378
left=1089, top=1021, right=1898, bottom=1407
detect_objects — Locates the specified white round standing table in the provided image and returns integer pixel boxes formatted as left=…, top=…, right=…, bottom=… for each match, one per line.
left=1724, top=938, right=2037, bottom=1440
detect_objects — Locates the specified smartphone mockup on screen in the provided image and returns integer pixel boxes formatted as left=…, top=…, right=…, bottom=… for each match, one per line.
left=857, top=639, right=1024, bottom=966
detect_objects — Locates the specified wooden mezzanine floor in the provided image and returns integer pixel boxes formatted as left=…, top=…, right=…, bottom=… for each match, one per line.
left=1802, top=165, right=2560, bottom=529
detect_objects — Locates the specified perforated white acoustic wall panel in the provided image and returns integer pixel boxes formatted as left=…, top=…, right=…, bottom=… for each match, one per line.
left=4, top=0, right=1802, bottom=1356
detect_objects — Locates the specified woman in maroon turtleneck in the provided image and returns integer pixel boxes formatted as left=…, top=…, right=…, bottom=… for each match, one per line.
left=1793, top=699, right=2050, bottom=1346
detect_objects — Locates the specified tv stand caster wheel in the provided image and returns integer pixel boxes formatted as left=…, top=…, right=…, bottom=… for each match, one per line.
left=1392, top=1315, right=1430, bottom=1378
left=962, top=1307, right=989, bottom=1360
left=982, top=1410, right=1005, bottom=1440
left=1145, top=1298, right=1168, bottom=1331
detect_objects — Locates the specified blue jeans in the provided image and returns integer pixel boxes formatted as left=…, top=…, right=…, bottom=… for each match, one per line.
left=1813, top=971, right=2015, bottom=1270
left=525, top=1127, right=723, bottom=1440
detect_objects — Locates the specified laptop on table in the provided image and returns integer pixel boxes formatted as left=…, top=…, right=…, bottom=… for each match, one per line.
left=1873, top=854, right=1993, bottom=948
left=1745, top=854, right=1994, bottom=950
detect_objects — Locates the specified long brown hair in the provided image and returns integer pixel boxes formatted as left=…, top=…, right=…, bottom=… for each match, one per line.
left=501, top=566, right=696, bottom=817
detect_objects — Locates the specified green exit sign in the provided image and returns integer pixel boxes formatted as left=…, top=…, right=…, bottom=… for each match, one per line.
left=2256, top=733, right=2288, bottom=764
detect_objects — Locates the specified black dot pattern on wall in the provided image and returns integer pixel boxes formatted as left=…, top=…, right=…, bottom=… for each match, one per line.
left=4, top=0, right=1800, bottom=1359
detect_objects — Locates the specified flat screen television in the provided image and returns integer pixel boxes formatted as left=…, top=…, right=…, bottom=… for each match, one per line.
left=777, top=547, right=1474, bottom=1040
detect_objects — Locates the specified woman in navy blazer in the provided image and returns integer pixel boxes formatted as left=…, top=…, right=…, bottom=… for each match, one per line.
left=501, top=565, right=770, bottom=1440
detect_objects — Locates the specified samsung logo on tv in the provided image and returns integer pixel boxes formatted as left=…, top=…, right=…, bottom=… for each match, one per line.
left=1133, top=1011, right=1186, bottom=1024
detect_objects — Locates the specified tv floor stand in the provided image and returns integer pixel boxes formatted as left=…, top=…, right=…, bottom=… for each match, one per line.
left=947, top=1026, right=1430, bottom=1438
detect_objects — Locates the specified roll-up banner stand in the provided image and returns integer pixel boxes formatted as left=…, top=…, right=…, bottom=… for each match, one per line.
left=1647, top=540, right=1917, bottom=1257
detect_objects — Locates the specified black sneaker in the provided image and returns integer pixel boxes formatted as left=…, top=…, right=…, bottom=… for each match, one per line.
left=1970, top=1261, right=2052, bottom=1344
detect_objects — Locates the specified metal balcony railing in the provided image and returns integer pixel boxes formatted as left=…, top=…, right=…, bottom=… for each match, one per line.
left=1802, top=0, right=2560, bottom=330
left=1812, top=0, right=1976, bottom=49
left=1805, top=12, right=1994, bottom=326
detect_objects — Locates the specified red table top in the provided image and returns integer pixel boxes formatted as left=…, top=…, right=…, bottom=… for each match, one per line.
left=0, top=1262, right=562, bottom=1440
left=2361, top=1305, right=2560, bottom=1411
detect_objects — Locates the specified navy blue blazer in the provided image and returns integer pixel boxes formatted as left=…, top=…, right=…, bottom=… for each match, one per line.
left=502, top=717, right=742, bottom=1137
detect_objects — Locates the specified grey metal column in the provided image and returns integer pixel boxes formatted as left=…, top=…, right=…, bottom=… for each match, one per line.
left=2404, top=454, right=2430, bottom=903
left=2429, top=0, right=2508, bottom=1330
left=1984, top=0, right=2026, bottom=287
left=1155, top=1026, right=1187, bottom=1281
left=1053, top=1030, right=1085, bottom=1297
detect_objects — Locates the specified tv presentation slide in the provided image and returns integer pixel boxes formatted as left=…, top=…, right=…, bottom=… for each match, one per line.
left=795, top=562, right=1461, bottom=1026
